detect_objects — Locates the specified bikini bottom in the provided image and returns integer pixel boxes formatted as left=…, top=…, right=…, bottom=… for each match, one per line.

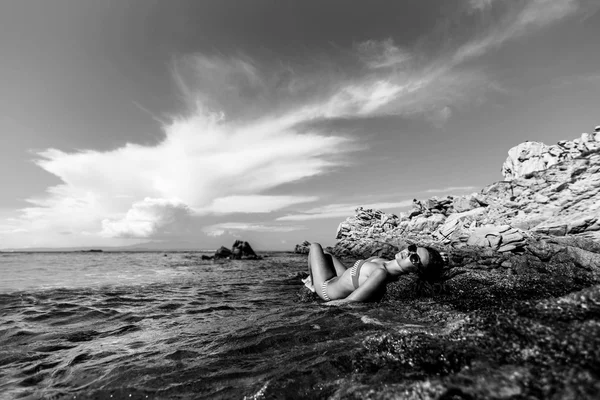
left=321, top=279, right=333, bottom=301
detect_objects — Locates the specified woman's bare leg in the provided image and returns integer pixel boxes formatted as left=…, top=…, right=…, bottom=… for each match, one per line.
left=324, top=252, right=348, bottom=276
left=308, top=243, right=336, bottom=295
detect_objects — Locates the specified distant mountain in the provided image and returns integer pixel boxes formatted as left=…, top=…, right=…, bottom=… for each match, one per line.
left=0, top=241, right=214, bottom=252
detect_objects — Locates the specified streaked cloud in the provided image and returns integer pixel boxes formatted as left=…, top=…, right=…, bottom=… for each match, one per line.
left=550, top=73, right=600, bottom=89
left=454, top=0, right=582, bottom=65
left=423, top=186, right=476, bottom=194
left=203, top=222, right=306, bottom=236
left=356, top=38, right=412, bottom=69
left=198, top=195, right=319, bottom=214
left=467, top=0, right=497, bottom=13
left=277, top=200, right=413, bottom=221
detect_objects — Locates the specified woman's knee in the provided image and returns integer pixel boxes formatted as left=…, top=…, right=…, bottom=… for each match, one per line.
left=310, top=242, right=323, bottom=253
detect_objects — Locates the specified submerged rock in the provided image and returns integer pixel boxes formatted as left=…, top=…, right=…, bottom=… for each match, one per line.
left=231, top=240, right=261, bottom=259
left=214, top=241, right=262, bottom=260
left=214, top=246, right=232, bottom=259
left=294, top=240, right=311, bottom=254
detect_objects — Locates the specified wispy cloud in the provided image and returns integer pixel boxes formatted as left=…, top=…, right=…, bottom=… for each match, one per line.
left=198, top=195, right=319, bottom=214
left=423, top=186, right=476, bottom=194
left=356, top=38, right=412, bottom=69
left=549, top=73, right=600, bottom=89
left=454, top=0, right=582, bottom=65
left=277, top=200, right=413, bottom=221
left=466, top=0, right=497, bottom=13
left=274, top=1, right=587, bottom=125
left=203, top=222, right=306, bottom=237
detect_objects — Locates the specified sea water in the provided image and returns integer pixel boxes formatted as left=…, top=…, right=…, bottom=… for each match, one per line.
left=0, top=252, right=423, bottom=399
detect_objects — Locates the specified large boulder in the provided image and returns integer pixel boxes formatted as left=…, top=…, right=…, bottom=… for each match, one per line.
left=230, top=240, right=261, bottom=260
left=294, top=241, right=311, bottom=254
left=214, top=246, right=232, bottom=259
left=452, top=195, right=481, bottom=213
left=502, top=129, right=600, bottom=180
left=213, top=241, right=261, bottom=260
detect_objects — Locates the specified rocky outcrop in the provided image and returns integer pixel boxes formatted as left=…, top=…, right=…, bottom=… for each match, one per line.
left=332, top=130, right=600, bottom=260
left=502, top=126, right=600, bottom=180
left=294, top=241, right=311, bottom=254
left=214, top=241, right=261, bottom=260
left=230, top=240, right=260, bottom=259
left=214, top=246, right=232, bottom=259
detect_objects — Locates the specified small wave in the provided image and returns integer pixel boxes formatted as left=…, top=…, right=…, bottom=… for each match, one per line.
left=99, top=324, right=141, bottom=337
left=9, top=329, right=40, bottom=338
left=68, top=352, right=91, bottom=366
left=64, top=330, right=99, bottom=343
left=166, top=349, right=200, bottom=360
left=185, top=305, right=237, bottom=314
left=24, top=310, right=76, bottom=322
left=157, top=302, right=183, bottom=311
left=23, top=360, right=62, bottom=375
left=33, top=344, right=77, bottom=353
left=54, top=302, right=80, bottom=309
left=100, top=295, right=156, bottom=304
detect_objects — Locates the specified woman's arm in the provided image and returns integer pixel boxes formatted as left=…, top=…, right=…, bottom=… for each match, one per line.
left=344, top=267, right=388, bottom=302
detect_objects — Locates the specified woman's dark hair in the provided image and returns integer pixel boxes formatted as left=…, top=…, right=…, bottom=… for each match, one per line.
left=417, top=247, right=446, bottom=284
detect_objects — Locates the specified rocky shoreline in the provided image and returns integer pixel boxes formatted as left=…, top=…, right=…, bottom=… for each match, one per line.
left=331, top=127, right=600, bottom=260
left=295, top=126, right=600, bottom=399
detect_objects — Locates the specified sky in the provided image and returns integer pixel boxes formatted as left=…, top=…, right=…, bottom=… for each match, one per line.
left=1, top=0, right=599, bottom=251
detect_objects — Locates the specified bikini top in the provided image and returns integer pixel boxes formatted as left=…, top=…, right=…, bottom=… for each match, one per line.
left=350, top=256, right=380, bottom=289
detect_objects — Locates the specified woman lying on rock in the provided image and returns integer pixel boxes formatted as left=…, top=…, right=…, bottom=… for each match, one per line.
left=306, top=242, right=447, bottom=304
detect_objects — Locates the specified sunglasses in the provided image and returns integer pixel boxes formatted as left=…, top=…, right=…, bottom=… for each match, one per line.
left=399, top=244, right=423, bottom=267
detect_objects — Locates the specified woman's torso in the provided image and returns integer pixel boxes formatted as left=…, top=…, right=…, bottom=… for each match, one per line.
left=334, top=257, right=388, bottom=294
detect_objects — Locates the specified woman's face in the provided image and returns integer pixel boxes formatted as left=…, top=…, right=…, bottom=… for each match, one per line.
left=395, top=246, right=430, bottom=269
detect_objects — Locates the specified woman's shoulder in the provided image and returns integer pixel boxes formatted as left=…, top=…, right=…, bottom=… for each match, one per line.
left=366, top=256, right=386, bottom=264
left=362, top=257, right=387, bottom=270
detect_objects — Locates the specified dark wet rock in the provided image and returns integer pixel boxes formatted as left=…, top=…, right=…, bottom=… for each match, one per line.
left=214, top=246, right=232, bottom=259
left=294, top=240, right=311, bottom=254
left=214, top=241, right=262, bottom=260
left=231, top=240, right=261, bottom=260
